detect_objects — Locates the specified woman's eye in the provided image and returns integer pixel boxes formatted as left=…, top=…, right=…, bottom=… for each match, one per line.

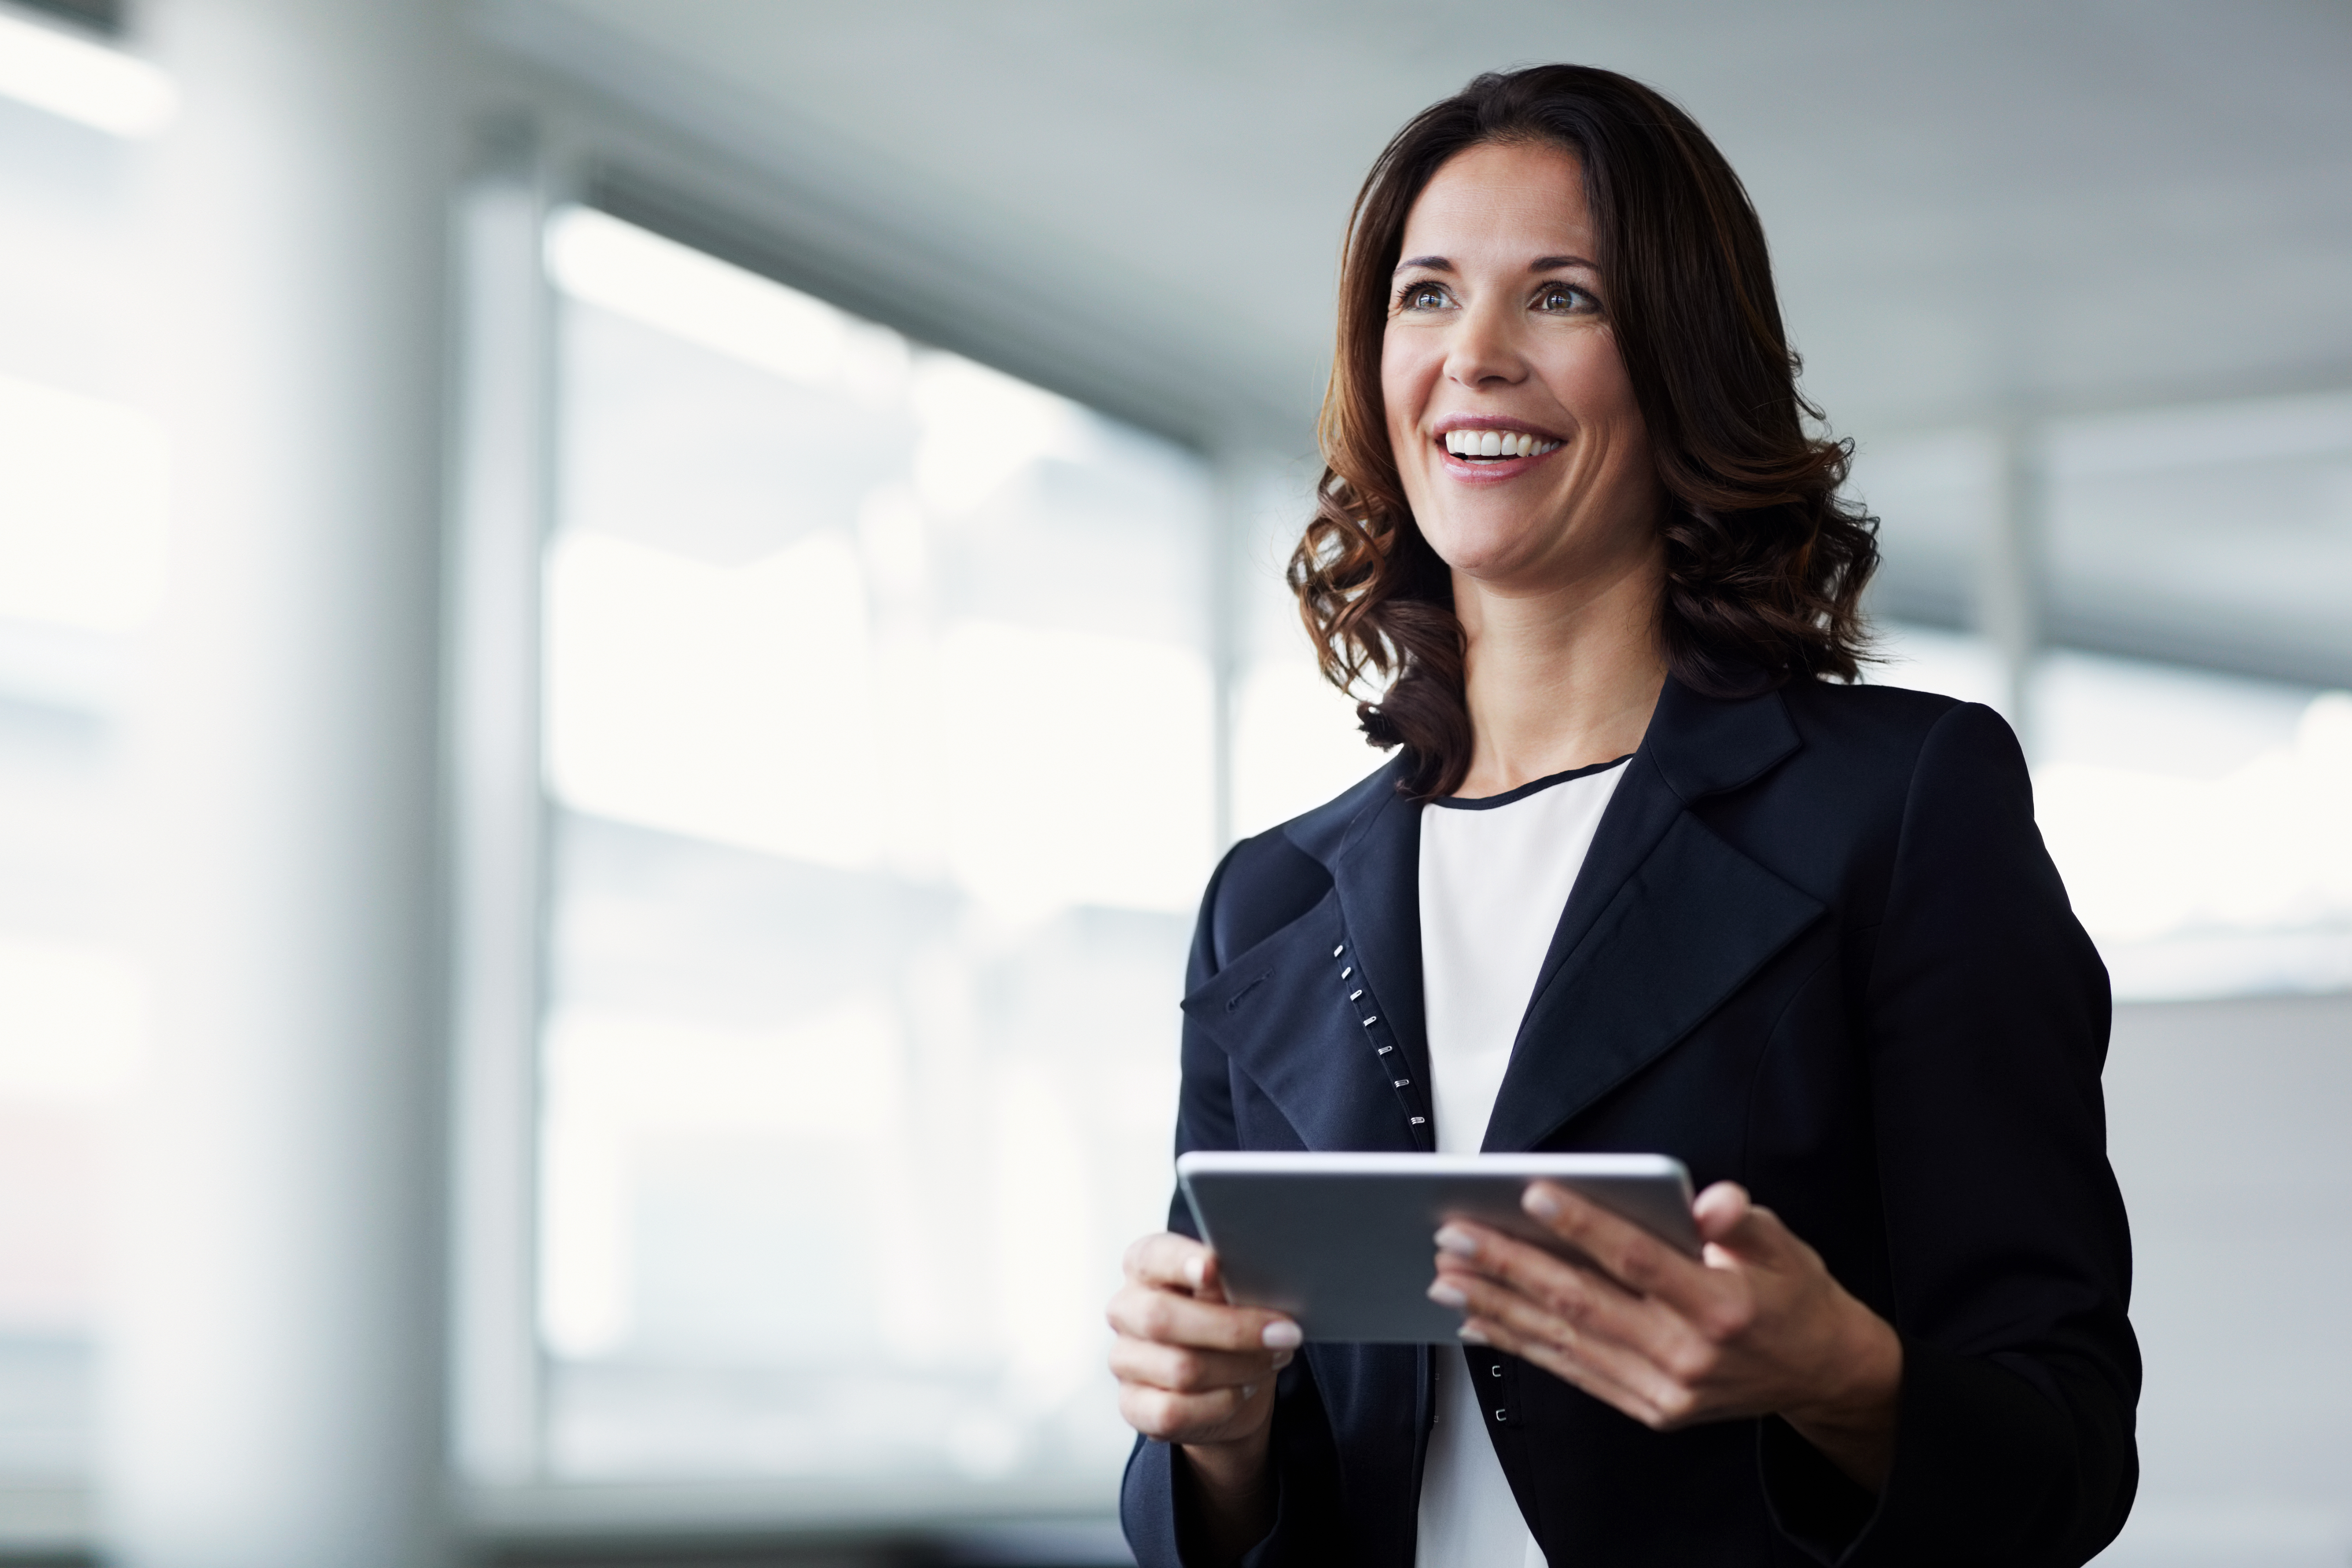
left=1400, top=283, right=1450, bottom=312
left=1534, top=283, right=1589, bottom=313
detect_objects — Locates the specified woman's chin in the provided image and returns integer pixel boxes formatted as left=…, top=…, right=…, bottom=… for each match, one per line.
left=1420, top=515, right=1561, bottom=579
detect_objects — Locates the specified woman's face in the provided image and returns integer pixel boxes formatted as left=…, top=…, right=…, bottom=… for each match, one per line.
left=1382, top=140, right=1662, bottom=594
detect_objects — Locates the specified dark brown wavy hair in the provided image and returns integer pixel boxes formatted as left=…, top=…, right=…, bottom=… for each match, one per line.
left=1289, top=65, right=1879, bottom=801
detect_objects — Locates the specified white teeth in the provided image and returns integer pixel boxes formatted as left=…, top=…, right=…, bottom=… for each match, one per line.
left=1444, top=428, right=1562, bottom=458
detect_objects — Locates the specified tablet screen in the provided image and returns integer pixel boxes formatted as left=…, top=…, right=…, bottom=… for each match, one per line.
left=1176, top=1151, right=1698, bottom=1343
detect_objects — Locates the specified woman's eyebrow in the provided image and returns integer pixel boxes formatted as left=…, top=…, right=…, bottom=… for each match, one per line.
left=1392, top=253, right=1599, bottom=277
left=1392, top=253, right=1598, bottom=275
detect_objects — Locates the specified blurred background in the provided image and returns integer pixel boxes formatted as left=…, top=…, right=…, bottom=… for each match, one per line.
left=0, top=2, right=2346, bottom=1565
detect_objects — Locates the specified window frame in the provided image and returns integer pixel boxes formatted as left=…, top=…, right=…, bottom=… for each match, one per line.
left=441, top=139, right=1274, bottom=1533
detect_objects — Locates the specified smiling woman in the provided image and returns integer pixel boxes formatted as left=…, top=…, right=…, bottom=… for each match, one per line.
left=1296, top=75, right=1877, bottom=802
left=1110, top=64, right=2138, bottom=1568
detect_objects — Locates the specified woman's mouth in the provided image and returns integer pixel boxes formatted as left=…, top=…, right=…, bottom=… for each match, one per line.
left=1436, top=425, right=1565, bottom=477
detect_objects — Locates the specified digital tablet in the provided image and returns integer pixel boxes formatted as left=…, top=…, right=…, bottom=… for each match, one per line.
left=1176, top=1151, right=1700, bottom=1344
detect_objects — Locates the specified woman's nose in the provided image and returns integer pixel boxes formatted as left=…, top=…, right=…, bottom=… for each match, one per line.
left=1444, top=298, right=1528, bottom=388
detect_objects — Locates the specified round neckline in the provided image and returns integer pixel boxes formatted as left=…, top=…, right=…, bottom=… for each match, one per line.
left=1430, top=753, right=1633, bottom=811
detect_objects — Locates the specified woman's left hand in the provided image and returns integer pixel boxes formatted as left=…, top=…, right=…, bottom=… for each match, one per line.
left=1430, top=1179, right=1904, bottom=1490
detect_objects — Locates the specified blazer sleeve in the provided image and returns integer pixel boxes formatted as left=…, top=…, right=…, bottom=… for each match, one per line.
left=1123, top=838, right=1351, bottom=1568
left=1761, top=701, right=2141, bottom=1565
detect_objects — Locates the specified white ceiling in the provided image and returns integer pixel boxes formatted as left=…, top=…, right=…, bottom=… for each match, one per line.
left=480, top=0, right=2352, bottom=439
left=472, top=0, right=2352, bottom=680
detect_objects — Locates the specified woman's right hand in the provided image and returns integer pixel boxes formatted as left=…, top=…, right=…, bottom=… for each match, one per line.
left=1107, top=1230, right=1301, bottom=1552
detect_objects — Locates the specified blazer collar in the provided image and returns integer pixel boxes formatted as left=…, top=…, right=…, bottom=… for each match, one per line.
left=1279, top=676, right=1799, bottom=923
left=1519, top=676, right=1801, bottom=1009
left=1277, top=677, right=1814, bottom=1151
left=1640, top=674, right=1805, bottom=805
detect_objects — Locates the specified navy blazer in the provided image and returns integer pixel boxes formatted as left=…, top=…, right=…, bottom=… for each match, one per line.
left=1121, top=676, right=2138, bottom=1567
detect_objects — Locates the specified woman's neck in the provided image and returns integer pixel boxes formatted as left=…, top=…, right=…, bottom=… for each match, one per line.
left=1450, top=547, right=1668, bottom=799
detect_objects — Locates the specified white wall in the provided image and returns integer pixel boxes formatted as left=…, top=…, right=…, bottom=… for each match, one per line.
left=2098, top=993, right=2352, bottom=1566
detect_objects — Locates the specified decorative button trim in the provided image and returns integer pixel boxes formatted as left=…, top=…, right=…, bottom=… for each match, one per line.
left=1489, top=1364, right=1503, bottom=1378
left=1493, top=1409, right=1508, bottom=1422
left=1340, top=953, right=1418, bottom=1136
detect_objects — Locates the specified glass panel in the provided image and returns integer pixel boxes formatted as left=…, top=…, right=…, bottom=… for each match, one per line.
left=538, top=209, right=1209, bottom=1489
left=0, top=97, right=155, bottom=1489
left=1856, top=394, right=2352, bottom=1002
left=1869, top=624, right=2352, bottom=998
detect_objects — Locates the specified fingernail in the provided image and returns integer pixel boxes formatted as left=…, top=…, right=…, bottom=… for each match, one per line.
left=1241, top=1383, right=1258, bottom=1400
left=1261, top=1320, right=1302, bottom=1349
left=1427, top=1280, right=1468, bottom=1309
left=1272, top=1348, right=1294, bottom=1369
left=1458, top=1323, right=1490, bottom=1345
left=1434, top=1225, right=1477, bottom=1258
left=1524, top=1184, right=1561, bottom=1219
left=1183, top=1256, right=1206, bottom=1289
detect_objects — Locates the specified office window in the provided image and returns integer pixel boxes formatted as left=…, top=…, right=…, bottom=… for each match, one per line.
left=0, top=90, right=162, bottom=1491
left=1857, top=396, right=2352, bottom=999
left=1869, top=623, right=2349, bottom=994
left=536, top=209, right=1220, bottom=1488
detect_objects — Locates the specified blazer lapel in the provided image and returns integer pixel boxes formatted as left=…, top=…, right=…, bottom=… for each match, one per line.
left=1482, top=680, right=1826, bottom=1152
left=1322, top=781, right=1429, bottom=1094
left=1179, top=759, right=1436, bottom=1152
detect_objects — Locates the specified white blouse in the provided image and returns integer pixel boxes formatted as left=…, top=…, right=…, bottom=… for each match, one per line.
left=1413, top=756, right=1629, bottom=1568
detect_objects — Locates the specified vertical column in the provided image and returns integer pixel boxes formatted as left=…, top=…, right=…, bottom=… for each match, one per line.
left=445, top=127, right=552, bottom=1491
left=1209, top=456, right=1249, bottom=855
left=1979, top=419, right=2046, bottom=753
left=107, top=1, right=456, bottom=1565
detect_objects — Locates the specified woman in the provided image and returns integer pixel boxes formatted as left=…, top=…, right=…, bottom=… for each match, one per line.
left=1106, top=65, right=2138, bottom=1568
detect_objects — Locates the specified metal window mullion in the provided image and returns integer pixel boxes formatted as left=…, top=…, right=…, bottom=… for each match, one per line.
left=444, top=125, right=557, bottom=1490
